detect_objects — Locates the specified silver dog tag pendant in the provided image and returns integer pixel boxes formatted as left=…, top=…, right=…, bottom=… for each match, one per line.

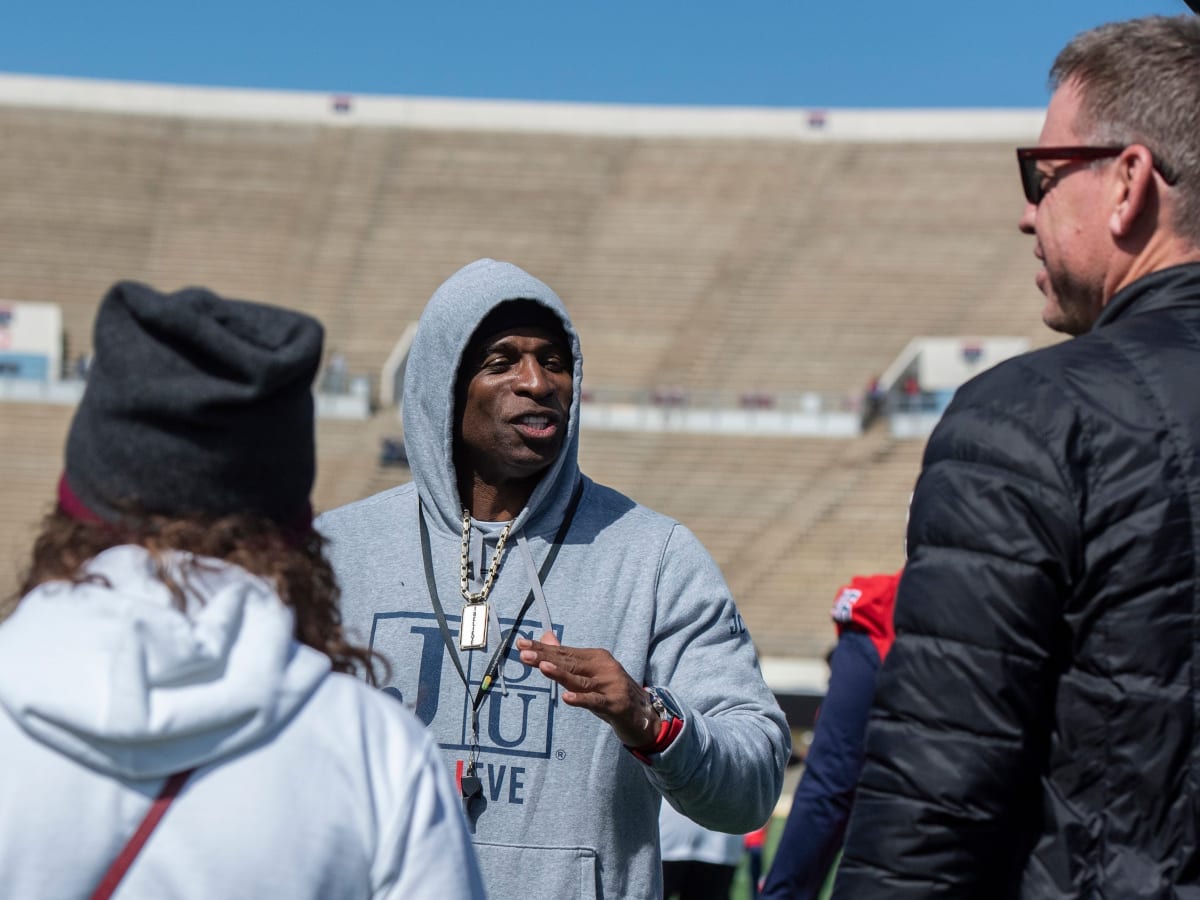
left=460, top=602, right=488, bottom=650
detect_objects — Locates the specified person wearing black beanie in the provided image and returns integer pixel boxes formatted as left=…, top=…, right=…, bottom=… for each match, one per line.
left=0, top=281, right=485, bottom=899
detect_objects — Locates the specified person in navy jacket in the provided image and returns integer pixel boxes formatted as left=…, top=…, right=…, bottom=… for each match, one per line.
left=760, top=571, right=900, bottom=900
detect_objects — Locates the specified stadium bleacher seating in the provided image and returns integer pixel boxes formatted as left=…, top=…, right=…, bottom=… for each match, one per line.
left=0, top=83, right=1053, bottom=660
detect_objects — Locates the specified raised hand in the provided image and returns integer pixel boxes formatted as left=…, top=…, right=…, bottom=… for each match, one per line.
left=517, top=631, right=660, bottom=748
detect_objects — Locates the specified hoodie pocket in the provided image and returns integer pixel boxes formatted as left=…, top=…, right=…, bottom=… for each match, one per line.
left=471, top=841, right=599, bottom=899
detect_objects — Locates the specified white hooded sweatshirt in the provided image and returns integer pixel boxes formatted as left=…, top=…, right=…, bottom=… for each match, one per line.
left=0, top=545, right=485, bottom=899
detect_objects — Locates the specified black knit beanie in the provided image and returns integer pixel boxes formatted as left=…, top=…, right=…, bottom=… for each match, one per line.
left=62, top=281, right=324, bottom=526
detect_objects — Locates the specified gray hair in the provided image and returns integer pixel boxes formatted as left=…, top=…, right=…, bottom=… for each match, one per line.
left=1052, top=15, right=1200, bottom=245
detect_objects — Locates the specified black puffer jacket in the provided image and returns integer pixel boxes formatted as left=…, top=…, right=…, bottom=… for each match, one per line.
left=834, top=264, right=1200, bottom=900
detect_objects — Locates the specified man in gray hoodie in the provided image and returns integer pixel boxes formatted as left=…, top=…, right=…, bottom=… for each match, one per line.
left=318, top=258, right=789, bottom=900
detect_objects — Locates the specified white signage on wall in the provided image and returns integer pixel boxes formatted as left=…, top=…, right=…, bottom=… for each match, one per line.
left=0, top=301, right=63, bottom=382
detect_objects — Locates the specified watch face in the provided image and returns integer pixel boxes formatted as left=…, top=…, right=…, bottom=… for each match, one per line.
left=648, top=686, right=683, bottom=721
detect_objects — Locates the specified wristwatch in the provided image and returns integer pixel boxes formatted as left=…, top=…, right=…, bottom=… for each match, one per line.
left=627, top=685, right=685, bottom=765
left=645, top=685, right=684, bottom=726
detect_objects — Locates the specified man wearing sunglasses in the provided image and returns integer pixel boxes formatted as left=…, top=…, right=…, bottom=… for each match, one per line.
left=833, top=15, right=1200, bottom=900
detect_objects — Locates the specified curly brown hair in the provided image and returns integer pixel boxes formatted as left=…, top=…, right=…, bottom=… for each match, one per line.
left=12, top=510, right=382, bottom=685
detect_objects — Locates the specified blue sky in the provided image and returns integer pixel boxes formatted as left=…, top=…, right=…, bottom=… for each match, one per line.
left=3, top=1, right=1191, bottom=108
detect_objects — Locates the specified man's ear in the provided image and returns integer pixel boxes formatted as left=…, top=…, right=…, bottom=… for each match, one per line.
left=1109, top=144, right=1157, bottom=238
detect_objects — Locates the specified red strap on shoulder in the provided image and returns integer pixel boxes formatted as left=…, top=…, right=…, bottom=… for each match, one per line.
left=91, top=769, right=195, bottom=900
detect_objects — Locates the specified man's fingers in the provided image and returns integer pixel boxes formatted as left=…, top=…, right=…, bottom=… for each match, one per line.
left=518, top=641, right=564, bottom=668
left=519, top=637, right=585, bottom=673
left=557, top=686, right=610, bottom=713
left=536, top=658, right=598, bottom=694
left=515, top=631, right=561, bottom=656
left=518, top=645, right=653, bottom=744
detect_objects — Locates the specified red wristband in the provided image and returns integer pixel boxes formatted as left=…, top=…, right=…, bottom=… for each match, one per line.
left=627, top=714, right=684, bottom=766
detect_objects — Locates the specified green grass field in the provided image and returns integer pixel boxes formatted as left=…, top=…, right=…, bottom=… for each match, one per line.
left=717, top=816, right=836, bottom=900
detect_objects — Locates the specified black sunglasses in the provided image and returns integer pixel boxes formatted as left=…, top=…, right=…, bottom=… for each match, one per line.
left=1016, top=146, right=1124, bottom=204
left=1017, top=145, right=1180, bottom=205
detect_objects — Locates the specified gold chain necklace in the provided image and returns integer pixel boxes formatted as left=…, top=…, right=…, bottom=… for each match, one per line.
left=460, top=510, right=514, bottom=601
left=458, top=509, right=514, bottom=650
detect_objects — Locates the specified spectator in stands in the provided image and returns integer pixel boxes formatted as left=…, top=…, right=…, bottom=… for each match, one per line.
left=759, top=571, right=899, bottom=900
left=834, top=15, right=1200, bottom=899
left=0, top=282, right=483, bottom=899
left=317, top=258, right=789, bottom=900
left=859, top=376, right=885, bottom=428
left=899, top=374, right=921, bottom=411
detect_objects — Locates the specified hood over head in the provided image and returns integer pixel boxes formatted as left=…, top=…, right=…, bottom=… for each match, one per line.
left=0, top=545, right=328, bottom=779
left=402, top=259, right=583, bottom=536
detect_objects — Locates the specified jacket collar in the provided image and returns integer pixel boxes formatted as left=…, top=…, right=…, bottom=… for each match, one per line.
left=1095, top=262, right=1200, bottom=330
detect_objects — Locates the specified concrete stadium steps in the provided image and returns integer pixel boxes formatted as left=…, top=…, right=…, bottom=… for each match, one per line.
left=743, top=434, right=923, bottom=657
left=136, top=119, right=337, bottom=302
left=562, top=139, right=823, bottom=390
left=578, top=426, right=918, bottom=658
left=1, top=105, right=1046, bottom=398
left=0, top=110, right=169, bottom=360
left=311, top=413, right=409, bottom=514
left=313, top=129, right=623, bottom=367
left=573, top=141, right=1044, bottom=394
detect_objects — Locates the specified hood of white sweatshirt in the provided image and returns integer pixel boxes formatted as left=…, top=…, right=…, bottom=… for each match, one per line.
left=0, top=545, right=329, bottom=779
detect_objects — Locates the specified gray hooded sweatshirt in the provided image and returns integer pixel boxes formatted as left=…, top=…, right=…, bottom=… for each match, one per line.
left=318, top=259, right=790, bottom=900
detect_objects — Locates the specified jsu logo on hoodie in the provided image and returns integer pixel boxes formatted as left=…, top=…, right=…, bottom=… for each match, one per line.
left=370, top=610, right=560, bottom=761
